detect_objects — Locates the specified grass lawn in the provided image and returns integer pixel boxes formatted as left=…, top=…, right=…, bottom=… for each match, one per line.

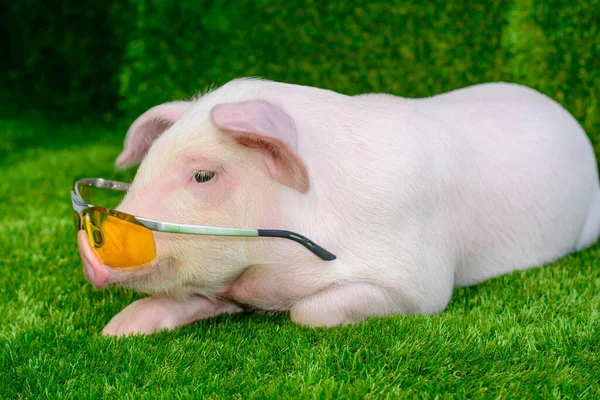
left=0, top=110, right=599, bottom=398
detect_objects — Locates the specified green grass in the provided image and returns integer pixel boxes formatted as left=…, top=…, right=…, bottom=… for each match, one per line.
left=1, top=115, right=599, bottom=398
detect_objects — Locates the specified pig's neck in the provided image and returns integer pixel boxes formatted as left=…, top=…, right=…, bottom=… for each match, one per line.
left=222, top=188, right=347, bottom=310
left=224, top=258, right=344, bottom=311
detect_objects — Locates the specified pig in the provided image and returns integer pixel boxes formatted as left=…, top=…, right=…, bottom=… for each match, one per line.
left=77, top=78, right=600, bottom=336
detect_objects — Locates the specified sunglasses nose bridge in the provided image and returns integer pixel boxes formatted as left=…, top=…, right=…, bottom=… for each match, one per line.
left=76, top=210, right=102, bottom=248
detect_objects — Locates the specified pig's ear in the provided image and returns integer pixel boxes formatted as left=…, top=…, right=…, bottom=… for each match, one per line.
left=116, top=101, right=189, bottom=169
left=211, top=100, right=309, bottom=193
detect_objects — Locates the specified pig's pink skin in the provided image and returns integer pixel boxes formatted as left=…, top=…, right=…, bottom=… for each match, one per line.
left=212, top=100, right=309, bottom=193
left=79, top=78, right=600, bottom=335
left=116, top=101, right=189, bottom=168
left=101, top=296, right=242, bottom=336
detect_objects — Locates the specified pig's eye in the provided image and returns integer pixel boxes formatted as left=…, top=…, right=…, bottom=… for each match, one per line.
left=193, top=170, right=215, bottom=183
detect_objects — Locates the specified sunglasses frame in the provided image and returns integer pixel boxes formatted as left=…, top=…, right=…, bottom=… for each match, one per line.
left=71, top=178, right=337, bottom=261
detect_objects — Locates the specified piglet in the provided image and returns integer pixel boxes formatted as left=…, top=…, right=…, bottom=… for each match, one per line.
left=77, top=78, right=600, bottom=336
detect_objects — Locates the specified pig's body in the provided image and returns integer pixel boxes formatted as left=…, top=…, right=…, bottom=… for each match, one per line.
left=81, top=78, right=599, bottom=335
left=222, top=79, right=599, bottom=315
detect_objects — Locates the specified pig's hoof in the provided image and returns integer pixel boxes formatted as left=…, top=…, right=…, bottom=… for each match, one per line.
left=100, top=295, right=243, bottom=336
left=101, top=297, right=183, bottom=337
left=101, top=319, right=176, bottom=336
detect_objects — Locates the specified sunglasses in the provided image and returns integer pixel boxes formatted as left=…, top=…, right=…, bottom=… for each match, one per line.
left=71, top=178, right=336, bottom=269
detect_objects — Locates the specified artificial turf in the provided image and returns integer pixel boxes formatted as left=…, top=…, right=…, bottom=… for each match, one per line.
left=1, top=109, right=599, bottom=399
left=2, top=0, right=600, bottom=397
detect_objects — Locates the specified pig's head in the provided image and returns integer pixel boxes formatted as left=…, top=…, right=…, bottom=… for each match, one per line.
left=79, top=95, right=313, bottom=297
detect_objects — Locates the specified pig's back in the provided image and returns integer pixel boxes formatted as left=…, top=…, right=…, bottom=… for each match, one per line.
left=420, top=83, right=599, bottom=286
left=352, top=82, right=598, bottom=286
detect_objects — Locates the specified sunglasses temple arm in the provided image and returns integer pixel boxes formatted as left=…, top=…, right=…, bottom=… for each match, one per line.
left=257, top=230, right=337, bottom=261
left=132, top=218, right=337, bottom=261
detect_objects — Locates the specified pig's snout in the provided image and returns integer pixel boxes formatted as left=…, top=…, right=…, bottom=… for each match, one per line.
left=77, top=231, right=110, bottom=288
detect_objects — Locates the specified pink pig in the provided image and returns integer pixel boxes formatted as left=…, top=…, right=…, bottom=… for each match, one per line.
left=77, top=78, right=600, bottom=336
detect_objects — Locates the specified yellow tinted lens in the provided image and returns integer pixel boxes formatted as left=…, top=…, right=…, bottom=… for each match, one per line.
left=82, top=208, right=156, bottom=269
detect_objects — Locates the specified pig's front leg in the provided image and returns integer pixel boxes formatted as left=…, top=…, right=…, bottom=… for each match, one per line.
left=102, top=295, right=243, bottom=336
left=290, top=283, right=442, bottom=327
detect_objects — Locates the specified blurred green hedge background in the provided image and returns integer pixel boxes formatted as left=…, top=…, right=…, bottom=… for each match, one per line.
left=2, top=0, right=599, bottom=145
